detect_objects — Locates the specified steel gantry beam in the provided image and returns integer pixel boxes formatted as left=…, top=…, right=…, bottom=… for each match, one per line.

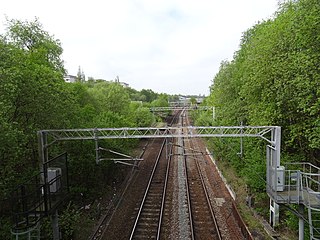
left=150, top=106, right=212, bottom=111
left=38, top=125, right=281, bottom=177
left=38, top=126, right=278, bottom=147
left=38, top=125, right=282, bottom=232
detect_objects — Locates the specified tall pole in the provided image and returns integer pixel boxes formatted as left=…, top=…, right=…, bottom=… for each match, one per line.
left=274, top=126, right=281, bottom=167
left=51, top=210, right=60, bottom=240
left=239, top=121, right=243, bottom=158
left=94, top=129, right=99, bottom=164
left=38, top=131, right=48, bottom=214
left=269, top=127, right=281, bottom=228
left=299, top=204, right=304, bottom=240
left=212, top=107, right=215, bottom=120
left=38, top=131, right=60, bottom=240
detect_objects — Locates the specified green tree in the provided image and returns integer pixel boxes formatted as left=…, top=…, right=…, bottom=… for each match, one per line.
left=0, top=18, right=74, bottom=238
left=88, top=82, right=130, bottom=115
left=129, top=102, right=155, bottom=127
left=206, top=0, right=320, bottom=217
left=76, top=66, right=85, bottom=82
left=0, top=18, right=69, bottom=189
left=140, top=89, right=158, bottom=102
left=150, top=93, right=169, bottom=107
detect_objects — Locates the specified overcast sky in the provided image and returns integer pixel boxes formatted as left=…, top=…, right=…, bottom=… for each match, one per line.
left=0, top=0, right=279, bottom=95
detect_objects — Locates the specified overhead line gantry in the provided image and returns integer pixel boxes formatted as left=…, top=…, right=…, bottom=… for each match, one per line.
left=36, top=124, right=320, bottom=240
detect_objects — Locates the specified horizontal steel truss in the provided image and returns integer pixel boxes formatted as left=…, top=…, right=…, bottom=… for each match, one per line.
left=39, top=126, right=279, bottom=147
left=150, top=106, right=212, bottom=111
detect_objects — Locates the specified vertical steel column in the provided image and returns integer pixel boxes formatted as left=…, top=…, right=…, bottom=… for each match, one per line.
left=94, top=129, right=99, bottom=164
left=38, top=131, right=48, bottom=214
left=212, top=107, right=215, bottom=120
left=38, top=131, right=60, bottom=240
left=269, top=199, right=279, bottom=227
left=38, top=131, right=48, bottom=167
left=298, top=204, right=304, bottom=240
left=269, top=127, right=281, bottom=228
left=239, top=122, right=243, bottom=158
left=275, top=127, right=281, bottom=228
left=51, top=210, right=60, bottom=240
left=274, top=127, right=281, bottom=167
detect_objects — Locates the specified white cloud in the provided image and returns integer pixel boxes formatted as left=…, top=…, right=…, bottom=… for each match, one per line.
left=0, top=0, right=278, bottom=95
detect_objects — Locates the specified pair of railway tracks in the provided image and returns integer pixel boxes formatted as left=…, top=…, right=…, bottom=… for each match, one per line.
left=91, top=110, right=246, bottom=239
left=90, top=112, right=179, bottom=240
left=181, top=111, right=222, bottom=240
left=129, top=110, right=222, bottom=239
left=129, top=137, right=173, bottom=239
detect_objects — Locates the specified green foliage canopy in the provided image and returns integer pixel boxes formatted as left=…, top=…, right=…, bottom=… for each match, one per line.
left=204, top=0, right=320, bottom=197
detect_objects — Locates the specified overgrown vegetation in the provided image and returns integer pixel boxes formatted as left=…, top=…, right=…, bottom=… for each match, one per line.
left=0, top=18, right=169, bottom=239
left=2, top=0, right=319, bottom=238
left=193, top=0, right=319, bottom=236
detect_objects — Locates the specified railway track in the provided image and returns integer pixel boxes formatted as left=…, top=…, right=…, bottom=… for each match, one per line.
left=89, top=140, right=150, bottom=240
left=91, top=109, right=248, bottom=239
left=182, top=111, right=222, bottom=240
left=129, top=112, right=180, bottom=239
left=129, top=138, right=173, bottom=239
left=90, top=111, right=180, bottom=240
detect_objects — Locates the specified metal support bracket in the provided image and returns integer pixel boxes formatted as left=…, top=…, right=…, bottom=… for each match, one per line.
left=97, top=147, right=143, bottom=166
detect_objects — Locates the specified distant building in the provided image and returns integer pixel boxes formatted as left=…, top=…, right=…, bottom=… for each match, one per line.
left=114, top=76, right=129, bottom=88
left=179, top=96, right=190, bottom=106
left=195, top=96, right=204, bottom=104
left=177, top=95, right=205, bottom=105
left=119, top=82, right=129, bottom=88
left=64, top=75, right=77, bottom=83
left=64, top=73, right=130, bottom=87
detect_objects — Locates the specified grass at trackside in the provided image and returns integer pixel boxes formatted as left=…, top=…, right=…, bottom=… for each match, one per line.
left=211, top=156, right=271, bottom=239
left=210, top=151, right=297, bottom=240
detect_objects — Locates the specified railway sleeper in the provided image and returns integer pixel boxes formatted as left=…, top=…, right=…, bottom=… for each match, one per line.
left=193, top=210, right=212, bottom=216
left=140, top=212, right=159, bottom=218
left=149, top=188, right=164, bottom=195
left=194, top=227, right=216, bottom=234
left=190, top=199, right=206, bottom=205
left=148, top=189, right=164, bottom=195
left=194, top=225, right=218, bottom=233
left=140, top=217, right=159, bottom=222
left=145, top=198, right=161, bottom=203
left=142, top=207, right=161, bottom=213
left=193, top=219, right=215, bottom=225
left=148, top=192, right=162, bottom=196
left=133, top=233, right=157, bottom=239
left=191, top=197, right=207, bottom=204
left=151, top=180, right=165, bottom=184
left=141, top=212, right=159, bottom=217
left=143, top=202, right=161, bottom=208
left=189, top=180, right=202, bottom=184
left=145, top=200, right=162, bottom=206
left=137, top=222, right=158, bottom=227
